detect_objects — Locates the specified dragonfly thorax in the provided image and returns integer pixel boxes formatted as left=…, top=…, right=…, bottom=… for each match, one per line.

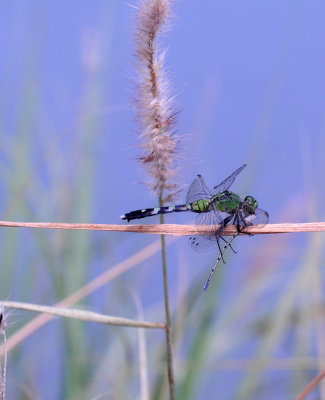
left=190, top=191, right=259, bottom=217
left=213, top=191, right=242, bottom=214
left=191, top=191, right=241, bottom=214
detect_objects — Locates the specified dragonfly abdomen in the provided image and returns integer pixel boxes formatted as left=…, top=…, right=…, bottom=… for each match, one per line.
left=190, top=199, right=212, bottom=213
left=121, top=204, right=191, bottom=222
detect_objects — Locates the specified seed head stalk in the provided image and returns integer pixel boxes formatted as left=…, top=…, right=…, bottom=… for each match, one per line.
left=0, top=308, right=7, bottom=400
left=133, top=0, right=179, bottom=398
left=159, top=198, right=175, bottom=399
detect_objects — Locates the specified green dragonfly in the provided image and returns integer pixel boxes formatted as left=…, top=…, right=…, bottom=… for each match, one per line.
left=121, top=164, right=269, bottom=290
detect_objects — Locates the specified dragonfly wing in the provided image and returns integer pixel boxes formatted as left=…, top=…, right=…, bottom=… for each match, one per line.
left=242, top=208, right=269, bottom=227
left=213, top=164, right=247, bottom=193
left=189, top=235, right=217, bottom=252
left=195, top=210, right=224, bottom=237
left=186, top=175, right=214, bottom=204
left=189, top=211, right=224, bottom=253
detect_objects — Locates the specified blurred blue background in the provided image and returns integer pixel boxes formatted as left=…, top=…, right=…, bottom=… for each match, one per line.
left=0, top=1, right=325, bottom=399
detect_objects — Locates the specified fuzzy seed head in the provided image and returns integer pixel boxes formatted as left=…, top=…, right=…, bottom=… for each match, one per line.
left=133, top=0, right=180, bottom=198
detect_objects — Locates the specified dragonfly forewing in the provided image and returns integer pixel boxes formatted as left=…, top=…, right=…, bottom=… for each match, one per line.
left=186, top=174, right=214, bottom=204
left=213, top=164, right=246, bottom=194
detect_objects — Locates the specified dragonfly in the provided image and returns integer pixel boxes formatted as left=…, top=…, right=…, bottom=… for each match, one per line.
left=121, top=164, right=269, bottom=290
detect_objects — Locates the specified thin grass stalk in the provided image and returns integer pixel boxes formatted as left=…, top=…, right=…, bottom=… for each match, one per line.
left=0, top=301, right=165, bottom=330
left=0, top=336, right=6, bottom=400
left=295, top=369, right=325, bottom=400
left=159, top=196, right=175, bottom=399
left=132, top=294, right=149, bottom=400
left=308, top=233, right=325, bottom=397
left=0, top=309, right=7, bottom=400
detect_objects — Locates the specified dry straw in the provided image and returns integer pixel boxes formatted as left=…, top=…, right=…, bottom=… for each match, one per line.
left=0, top=220, right=324, bottom=234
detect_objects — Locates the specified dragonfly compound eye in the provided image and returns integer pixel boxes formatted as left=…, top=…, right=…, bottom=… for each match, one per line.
left=244, top=196, right=258, bottom=209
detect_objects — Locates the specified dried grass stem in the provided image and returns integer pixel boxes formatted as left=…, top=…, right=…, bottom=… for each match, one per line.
left=0, top=301, right=165, bottom=330
left=0, top=221, right=323, bottom=235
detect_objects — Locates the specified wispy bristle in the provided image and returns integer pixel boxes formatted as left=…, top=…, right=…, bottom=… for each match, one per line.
left=133, top=0, right=180, bottom=198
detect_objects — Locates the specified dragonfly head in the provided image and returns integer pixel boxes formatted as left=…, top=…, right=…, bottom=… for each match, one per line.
left=243, top=195, right=258, bottom=214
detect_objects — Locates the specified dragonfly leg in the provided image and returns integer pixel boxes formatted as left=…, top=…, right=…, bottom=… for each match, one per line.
left=223, top=215, right=233, bottom=226
left=232, top=213, right=239, bottom=232
left=203, top=213, right=246, bottom=291
left=203, top=230, right=240, bottom=291
left=239, top=212, right=253, bottom=236
left=216, top=214, right=234, bottom=260
left=220, top=236, right=237, bottom=254
left=217, top=240, right=226, bottom=263
left=233, top=212, right=252, bottom=236
left=228, top=242, right=237, bottom=254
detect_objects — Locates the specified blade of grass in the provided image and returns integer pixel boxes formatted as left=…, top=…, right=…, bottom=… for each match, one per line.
left=1, top=237, right=178, bottom=354
left=0, top=301, right=165, bottom=329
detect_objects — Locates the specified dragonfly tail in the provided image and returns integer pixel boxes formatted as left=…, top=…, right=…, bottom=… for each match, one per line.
left=121, top=204, right=190, bottom=221
left=203, top=256, right=222, bottom=291
left=203, top=230, right=241, bottom=291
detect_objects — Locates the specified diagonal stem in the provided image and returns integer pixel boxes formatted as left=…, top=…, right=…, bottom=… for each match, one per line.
left=295, top=369, right=325, bottom=400
left=159, top=195, right=175, bottom=400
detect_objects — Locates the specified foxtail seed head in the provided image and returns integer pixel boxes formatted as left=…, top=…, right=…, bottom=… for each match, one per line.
left=133, top=0, right=181, bottom=199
